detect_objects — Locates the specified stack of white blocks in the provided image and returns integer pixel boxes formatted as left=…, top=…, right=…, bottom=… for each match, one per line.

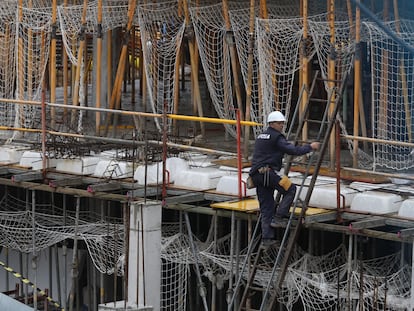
left=350, top=191, right=403, bottom=214
left=0, top=145, right=30, bottom=164
left=20, top=151, right=57, bottom=170
left=134, top=157, right=189, bottom=185
left=56, top=157, right=101, bottom=175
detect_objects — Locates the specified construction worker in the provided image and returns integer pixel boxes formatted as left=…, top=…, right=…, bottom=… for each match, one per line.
left=249, top=111, right=320, bottom=247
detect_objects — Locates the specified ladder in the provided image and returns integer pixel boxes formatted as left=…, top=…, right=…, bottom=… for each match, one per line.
left=229, top=70, right=349, bottom=311
left=102, top=160, right=122, bottom=179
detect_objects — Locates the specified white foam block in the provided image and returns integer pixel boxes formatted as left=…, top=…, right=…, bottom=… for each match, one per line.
left=0, top=145, right=30, bottom=164
left=134, top=162, right=162, bottom=185
left=216, top=174, right=256, bottom=197
left=19, top=151, right=57, bottom=170
left=165, top=157, right=189, bottom=183
left=398, top=199, right=414, bottom=219
left=134, top=157, right=189, bottom=185
left=93, top=160, right=134, bottom=179
left=299, top=184, right=358, bottom=209
left=293, top=175, right=336, bottom=203
left=174, top=167, right=223, bottom=190
left=350, top=191, right=403, bottom=214
left=56, top=157, right=100, bottom=175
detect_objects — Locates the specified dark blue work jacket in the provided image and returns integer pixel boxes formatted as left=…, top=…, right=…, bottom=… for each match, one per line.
left=250, top=127, right=312, bottom=174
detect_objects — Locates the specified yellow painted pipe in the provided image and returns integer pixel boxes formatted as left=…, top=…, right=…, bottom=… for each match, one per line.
left=166, top=114, right=261, bottom=126
left=0, top=97, right=262, bottom=127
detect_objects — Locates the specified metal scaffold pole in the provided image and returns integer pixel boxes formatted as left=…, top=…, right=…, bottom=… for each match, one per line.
left=184, top=212, right=209, bottom=311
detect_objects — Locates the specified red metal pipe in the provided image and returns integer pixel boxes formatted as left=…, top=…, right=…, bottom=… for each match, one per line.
left=236, top=109, right=242, bottom=199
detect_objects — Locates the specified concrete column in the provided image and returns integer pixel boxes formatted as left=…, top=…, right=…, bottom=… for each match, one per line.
left=128, top=201, right=162, bottom=311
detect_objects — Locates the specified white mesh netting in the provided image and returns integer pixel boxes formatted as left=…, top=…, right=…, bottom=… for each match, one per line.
left=162, top=230, right=412, bottom=311
left=228, top=4, right=301, bottom=137
left=137, top=1, right=186, bottom=132
left=364, top=19, right=414, bottom=171
left=0, top=193, right=125, bottom=276
left=308, top=14, right=356, bottom=92
left=0, top=2, right=410, bottom=171
left=0, top=191, right=412, bottom=310
left=306, top=13, right=381, bottom=170
left=190, top=2, right=239, bottom=138
left=58, top=2, right=96, bottom=66
left=0, top=2, right=17, bottom=131
left=190, top=2, right=306, bottom=138
left=256, top=16, right=306, bottom=127
left=13, top=5, right=52, bottom=139
left=290, top=249, right=411, bottom=311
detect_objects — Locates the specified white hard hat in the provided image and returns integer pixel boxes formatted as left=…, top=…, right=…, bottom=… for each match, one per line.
left=267, top=111, right=286, bottom=123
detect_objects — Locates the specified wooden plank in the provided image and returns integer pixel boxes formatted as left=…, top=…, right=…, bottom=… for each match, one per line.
left=290, top=165, right=390, bottom=183
left=349, top=217, right=386, bottom=229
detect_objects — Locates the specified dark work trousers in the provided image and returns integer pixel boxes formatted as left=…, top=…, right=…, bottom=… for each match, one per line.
left=251, top=169, right=297, bottom=240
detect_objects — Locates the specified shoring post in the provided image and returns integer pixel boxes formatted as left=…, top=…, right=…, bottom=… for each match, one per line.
left=243, top=0, right=256, bottom=160
left=328, top=0, right=336, bottom=171
left=162, top=100, right=168, bottom=205
left=71, top=0, right=88, bottom=125
left=182, top=0, right=205, bottom=136
left=63, top=0, right=69, bottom=121
left=335, top=119, right=342, bottom=223
left=301, top=0, right=309, bottom=143
left=100, top=200, right=105, bottom=305
left=184, top=212, right=209, bottom=310
left=50, top=0, right=57, bottom=129
left=411, top=243, right=414, bottom=309
left=62, top=195, right=67, bottom=311
left=353, top=0, right=362, bottom=168
left=95, top=0, right=103, bottom=134
left=41, top=81, right=47, bottom=176
left=69, top=197, right=80, bottom=311
left=32, top=190, right=38, bottom=311
left=123, top=202, right=130, bottom=307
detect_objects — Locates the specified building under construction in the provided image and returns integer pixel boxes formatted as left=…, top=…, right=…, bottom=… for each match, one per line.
left=0, top=0, right=413, bottom=310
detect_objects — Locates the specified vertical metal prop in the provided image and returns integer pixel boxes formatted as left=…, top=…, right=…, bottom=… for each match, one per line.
left=236, top=109, right=242, bottom=199
left=32, top=190, right=37, bottom=311
left=69, top=197, right=80, bottom=311
left=123, top=202, right=130, bottom=308
left=184, top=212, right=209, bottom=311
left=410, top=243, right=414, bottom=309
left=227, top=215, right=261, bottom=310
left=62, top=195, right=67, bottom=311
